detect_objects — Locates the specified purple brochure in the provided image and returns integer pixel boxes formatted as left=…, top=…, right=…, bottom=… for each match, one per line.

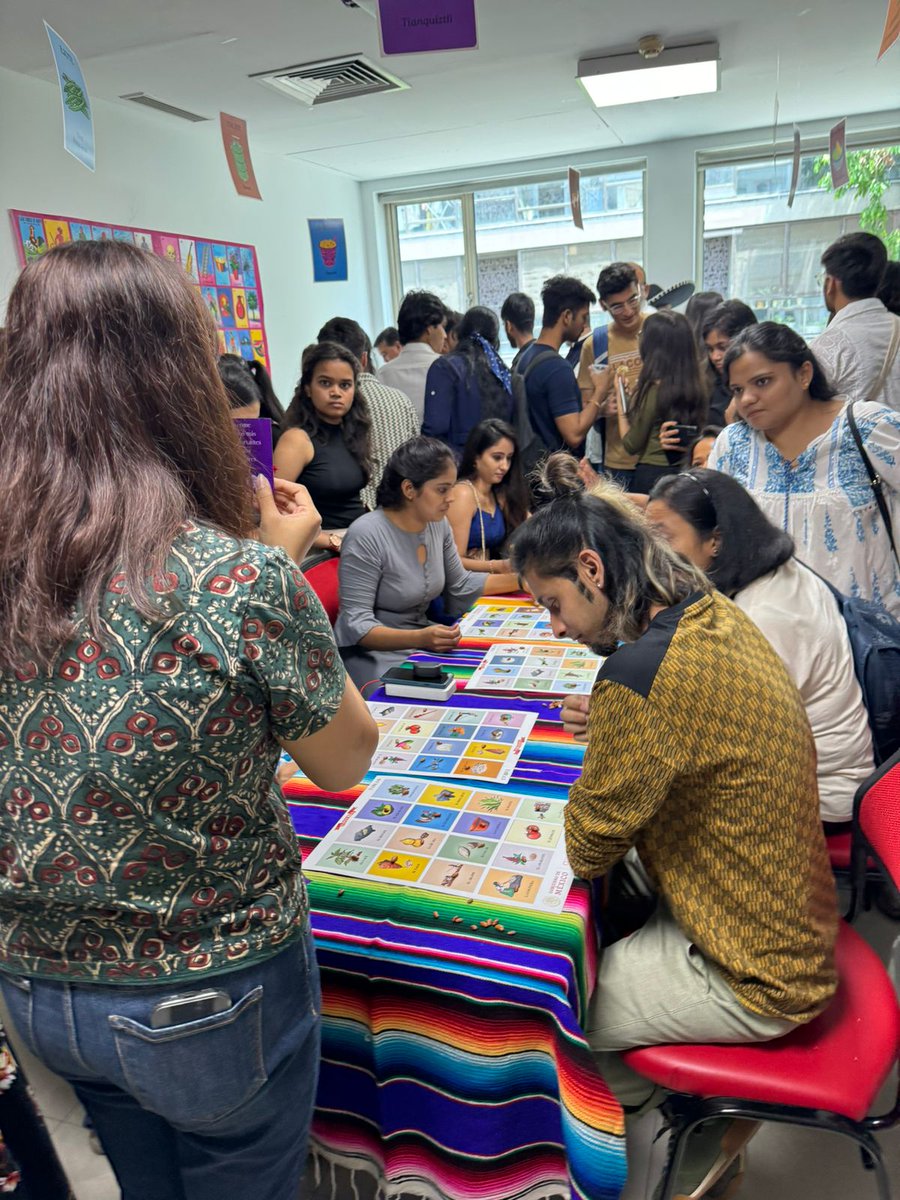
left=234, top=418, right=273, bottom=487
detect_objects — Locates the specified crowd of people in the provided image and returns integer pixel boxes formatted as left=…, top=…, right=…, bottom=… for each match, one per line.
left=0, top=227, right=897, bottom=1199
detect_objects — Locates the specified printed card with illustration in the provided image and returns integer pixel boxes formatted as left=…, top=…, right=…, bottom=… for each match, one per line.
left=458, top=603, right=558, bottom=643
left=466, top=643, right=603, bottom=696
left=304, top=776, right=573, bottom=912
left=368, top=701, right=537, bottom=786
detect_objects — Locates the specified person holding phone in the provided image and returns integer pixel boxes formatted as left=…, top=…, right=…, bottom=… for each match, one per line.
left=610, top=310, right=708, bottom=493
left=0, top=240, right=378, bottom=1200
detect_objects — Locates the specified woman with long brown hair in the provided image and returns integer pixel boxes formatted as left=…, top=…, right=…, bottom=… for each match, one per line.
left=0, top=239, right=376, bottom=1200
left=614, top=309, right=708, bottom=493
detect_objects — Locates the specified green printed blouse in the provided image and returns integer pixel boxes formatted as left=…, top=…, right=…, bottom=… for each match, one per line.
left=0, top=523, right=344, bottom=985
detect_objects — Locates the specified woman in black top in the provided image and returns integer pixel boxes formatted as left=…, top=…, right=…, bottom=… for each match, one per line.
left=274, top=342, right=373, bottom=552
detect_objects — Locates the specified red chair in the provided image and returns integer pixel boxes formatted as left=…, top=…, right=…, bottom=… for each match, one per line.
left=622, top=749, right=900, bottom=1200
left=846, top=749, right=900, bottom=922
left=302, top=555, right=340, bottom=626
left=623, top=924, right=899, bottom=1199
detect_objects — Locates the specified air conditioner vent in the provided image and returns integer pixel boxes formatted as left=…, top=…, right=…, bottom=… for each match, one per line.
left=120, top=93, right=210, bottom=122
left=251, top=54, right=408, bottom=106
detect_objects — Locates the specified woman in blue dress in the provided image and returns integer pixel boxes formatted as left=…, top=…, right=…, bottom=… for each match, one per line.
left=448, top=419, right=530, bottom=576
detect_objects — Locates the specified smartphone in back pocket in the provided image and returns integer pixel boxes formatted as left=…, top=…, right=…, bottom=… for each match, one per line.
left=150, top=989, right=231, bottom=1028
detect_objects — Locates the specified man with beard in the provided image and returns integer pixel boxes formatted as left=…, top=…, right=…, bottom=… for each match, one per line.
left=512, top=454, right=838, bottom=1200
left=515, top=275, right=602, bottom=454
left=500, top=291, right=535, bottom=369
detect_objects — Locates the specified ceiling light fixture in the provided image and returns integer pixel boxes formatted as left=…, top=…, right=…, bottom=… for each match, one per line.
left=577, top=36, right=719, bottom=108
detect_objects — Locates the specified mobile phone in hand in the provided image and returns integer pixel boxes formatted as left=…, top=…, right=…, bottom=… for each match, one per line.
left=673, top=423, right=698, bottom=447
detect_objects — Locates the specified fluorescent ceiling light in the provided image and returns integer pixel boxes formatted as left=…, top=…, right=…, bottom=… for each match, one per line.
left=578, top=42, right=719, bottom=108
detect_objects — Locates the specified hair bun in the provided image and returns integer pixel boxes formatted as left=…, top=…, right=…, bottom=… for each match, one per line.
left=532, top=452, right=584, bottom=507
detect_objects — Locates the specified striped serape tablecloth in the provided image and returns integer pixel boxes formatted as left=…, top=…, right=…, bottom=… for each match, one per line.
left=285, top=659, right=626, bottom=1200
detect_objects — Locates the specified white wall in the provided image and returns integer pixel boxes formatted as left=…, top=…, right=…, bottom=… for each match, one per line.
left=0, top=66, right=370, bottom=402
left=360, top=109, right=900, bottom=330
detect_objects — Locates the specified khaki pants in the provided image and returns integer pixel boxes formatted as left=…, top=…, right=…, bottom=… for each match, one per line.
left=586, top=904, right=796, bottom=1108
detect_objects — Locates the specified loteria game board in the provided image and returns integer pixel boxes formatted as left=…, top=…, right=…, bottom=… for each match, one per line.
left=458, top=601, right=558, bottom=644
left=369, top=701, right=536, bottom=786
left=304, top=775, right=573, bottom=912
left=9, top=209, right=270, bottom=368
left=466, top=643, right=603, bottom=697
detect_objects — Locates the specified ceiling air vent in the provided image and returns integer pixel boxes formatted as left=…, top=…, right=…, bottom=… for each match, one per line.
left=120, top=93, right=210, bottom=122
left=251, top=54, right=408, bottom=106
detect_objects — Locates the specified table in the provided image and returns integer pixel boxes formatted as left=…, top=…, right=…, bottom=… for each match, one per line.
left=285, top=638, right=627, bottom=1200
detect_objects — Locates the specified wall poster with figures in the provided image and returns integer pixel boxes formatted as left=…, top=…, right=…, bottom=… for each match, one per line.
left=8, top=209, right=271, bottom=369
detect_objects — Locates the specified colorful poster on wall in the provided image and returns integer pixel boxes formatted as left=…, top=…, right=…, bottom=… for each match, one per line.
left=308, top=218, right=348, bottom=282
left=829, top=119, right=850, bottom=189
left=377, top=0, right=478, bottom=56
left=8, top=209, right=271, bottom=368
left=44, top=22, right=95, bottom=172
left=220, top=113, right=262, bottom=200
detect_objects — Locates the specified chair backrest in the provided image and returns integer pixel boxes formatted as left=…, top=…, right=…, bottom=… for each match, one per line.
left=855, top=748, right=900, bottom=893
left=302, top=556, right=340, bottom=626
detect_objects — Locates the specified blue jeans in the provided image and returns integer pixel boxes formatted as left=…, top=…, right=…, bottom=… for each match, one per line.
left=0, top=933, right=320, bottom=1200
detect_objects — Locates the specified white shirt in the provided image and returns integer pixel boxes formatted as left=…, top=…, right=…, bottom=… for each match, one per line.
left=734, top=559, right=874, bottom=822
left=811, top=298, right=900, bottom=411
left=708, top=399, right=900, bottom=618
left=377, top=342, right=440, bottom=424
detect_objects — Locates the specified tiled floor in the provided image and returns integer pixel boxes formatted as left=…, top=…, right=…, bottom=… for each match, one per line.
left=6, top=905, right=899, bottom=1200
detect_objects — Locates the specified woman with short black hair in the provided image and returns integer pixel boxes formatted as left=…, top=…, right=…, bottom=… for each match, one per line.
left=646, top=469, right=873, bottom=821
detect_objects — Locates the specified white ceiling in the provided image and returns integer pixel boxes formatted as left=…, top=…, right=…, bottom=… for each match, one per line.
left=1, top=0, right=897, bottom=181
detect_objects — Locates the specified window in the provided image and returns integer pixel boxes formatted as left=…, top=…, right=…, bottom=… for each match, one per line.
left=385, top=165, right=645, bottom=357
left=700, top=144, right=900, bottom=339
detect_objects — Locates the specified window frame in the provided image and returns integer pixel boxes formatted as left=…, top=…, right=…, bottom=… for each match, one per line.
left=694, top=128, right=900, bottom=288
left=381, top=159, right=647, bottom=319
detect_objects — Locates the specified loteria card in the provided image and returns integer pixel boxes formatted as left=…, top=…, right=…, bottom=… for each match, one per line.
left=368, top=701, right=536, bottom=785
left=467, top=643, right=603, bottom=696
left=459, top=602, right=559, bottom=644
left=305, top=776, right=572, bottom=911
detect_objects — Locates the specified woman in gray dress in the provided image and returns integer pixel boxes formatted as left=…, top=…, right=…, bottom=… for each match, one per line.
left=335, top=437, right=518, bottom=688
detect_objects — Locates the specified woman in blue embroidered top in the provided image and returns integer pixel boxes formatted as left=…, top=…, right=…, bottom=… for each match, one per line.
left=422, top=307, right=515, bottom=457
left=708, top=322, right=900, bottom=618
left=448, top=420, right=530, bottom=575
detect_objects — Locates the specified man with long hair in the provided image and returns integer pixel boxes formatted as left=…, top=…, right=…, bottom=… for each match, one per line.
left=512, top=455, right=838, bottom=1200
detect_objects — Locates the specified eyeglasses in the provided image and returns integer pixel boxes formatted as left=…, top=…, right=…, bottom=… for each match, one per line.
left=607, top=294, right=642, bottom=316
left=815, top=271, right=829, bottom=288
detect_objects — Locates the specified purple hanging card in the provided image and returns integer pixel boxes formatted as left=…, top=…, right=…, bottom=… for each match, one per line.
left=234, top=418, right=273, bottom=487
left=377, top=0, right=478, bottom=56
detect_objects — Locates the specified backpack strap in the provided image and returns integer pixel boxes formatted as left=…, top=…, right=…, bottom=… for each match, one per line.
left=846, top=401, right=900, bottom=568
left=591, top=326, right=609, bottom=363
left=517, top=342, right=559, bottom=382
left=866, top=315, right=900, bottom=403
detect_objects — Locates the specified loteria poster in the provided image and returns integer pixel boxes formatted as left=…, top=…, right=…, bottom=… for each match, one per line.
left=308, top=218, right=348, bottom=282
left=8, top=209, right=271, bottom=368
